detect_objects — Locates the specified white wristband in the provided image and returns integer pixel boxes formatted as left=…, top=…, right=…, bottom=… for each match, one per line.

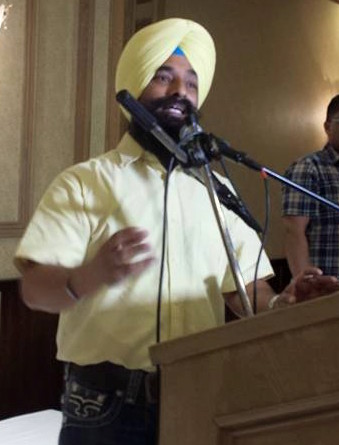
left=268, top=294, right=280, bottom=310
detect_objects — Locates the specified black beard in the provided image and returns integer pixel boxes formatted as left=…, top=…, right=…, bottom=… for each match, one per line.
left=141, top=95, right=196, bottom=142
left=129, top=95, right=199, bottom=169
left=129, top=120, right=176, bottom=170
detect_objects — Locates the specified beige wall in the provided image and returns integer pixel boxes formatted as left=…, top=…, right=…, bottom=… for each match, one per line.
left=0, top=0, right=163, bottom=280
left=163, top=0, right=339, bottom=258
left=1, top=0, right=339, bottom=279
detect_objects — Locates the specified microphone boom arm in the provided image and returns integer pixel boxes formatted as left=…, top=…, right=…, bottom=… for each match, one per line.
left=209, top=135, right=339, bottom=213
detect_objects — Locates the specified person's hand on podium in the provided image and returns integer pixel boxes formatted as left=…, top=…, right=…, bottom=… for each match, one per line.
left=271, top=267, right=339, bottom=309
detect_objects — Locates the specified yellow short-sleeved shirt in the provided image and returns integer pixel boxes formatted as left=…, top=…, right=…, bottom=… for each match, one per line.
left=15, top=133, right=273, bottom=370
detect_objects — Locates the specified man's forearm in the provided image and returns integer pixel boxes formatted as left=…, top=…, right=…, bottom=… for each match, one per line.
left=21, top=262, right=101, bottom=314
left=224, top=279, right=276, bottom=316
left=285, top=231, right=311, bottom=277
left=20, top=227, right=155, bottom=313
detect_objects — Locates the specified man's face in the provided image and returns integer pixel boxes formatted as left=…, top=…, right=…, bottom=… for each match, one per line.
left=138, top=54, right=199, bottom=140
left=325, top=111, right=339, bottom=151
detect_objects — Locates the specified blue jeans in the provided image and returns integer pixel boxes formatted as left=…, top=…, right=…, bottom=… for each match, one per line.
left=58, top=363, right=158, bottom=445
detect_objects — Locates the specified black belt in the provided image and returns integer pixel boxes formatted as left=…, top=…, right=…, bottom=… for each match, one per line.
left=68, top=361, right=159, bottom=404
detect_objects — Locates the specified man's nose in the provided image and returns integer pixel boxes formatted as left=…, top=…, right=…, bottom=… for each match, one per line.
left=168, top=79, right=187, bottom=98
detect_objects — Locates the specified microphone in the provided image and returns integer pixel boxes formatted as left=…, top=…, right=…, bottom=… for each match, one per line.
left=180, top=114, right=339, bottom=217
left=116, top=89, right=188, bottom=164
left=178, top=107, right=262, bottom=171
left=179, top=113, right=262, bottom=233
left=116, top=89, right=261, bottom=232
left=179, top=106, right=202, bottom=143
left=211, top=135, right=263, bottom=171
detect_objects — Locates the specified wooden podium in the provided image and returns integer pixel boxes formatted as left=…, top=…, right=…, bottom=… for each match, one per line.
left=150, top=292, right=339, bottom=445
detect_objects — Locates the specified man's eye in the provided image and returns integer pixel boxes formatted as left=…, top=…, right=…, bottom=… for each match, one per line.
left=154, top=73, right=171, bottom=83
left=187, top=81, right=198, bottom=90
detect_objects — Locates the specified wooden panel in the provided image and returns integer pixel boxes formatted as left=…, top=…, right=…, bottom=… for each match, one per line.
left=31, top=0, right=79, bottom=206
left=135, top=0, right=160, bottom=29
left=0, top=0, right=37, bottom=238
left=0, top=0, right=165, bottom=279
left=73, top=0, right=95, bottom=163
left=105, top=0, right=165, bottom=152
left=105, top=0, right=135, bottom=152
left=217, top=395, right=339, bottom=445
left=0, top=280, right=63, bottom=420
left=151, top=293, right=339, bottom=445
left=89, top=0, right=110, bottom=158
left=0, top=0, right=79, bottom=279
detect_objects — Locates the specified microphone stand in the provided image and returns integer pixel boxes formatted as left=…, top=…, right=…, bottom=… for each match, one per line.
left=116, top=89, right=254, bottom=317
left=186, top=146, right=254, bottom=317
left=205, top=134, right=339, bottom=213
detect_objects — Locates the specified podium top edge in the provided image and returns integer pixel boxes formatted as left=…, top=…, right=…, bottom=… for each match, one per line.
left=150, top=291, right=339, bottom=366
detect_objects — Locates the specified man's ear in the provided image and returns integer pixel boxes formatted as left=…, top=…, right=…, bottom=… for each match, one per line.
left=324, top=121, right=330, bottom=136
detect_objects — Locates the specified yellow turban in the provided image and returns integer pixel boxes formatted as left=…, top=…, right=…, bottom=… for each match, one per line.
left=115, top=18, right=216, bottom=113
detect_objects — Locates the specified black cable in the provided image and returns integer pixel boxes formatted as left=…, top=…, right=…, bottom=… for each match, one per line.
left=155, top=156, right=175, bottom=445
left=219, top=157, right=242, bottom=197
left=156, top=155, right=176, bottom=343
left=252, top=176, right=270, bottom=314
left=219, top=158, right=269, bottom=316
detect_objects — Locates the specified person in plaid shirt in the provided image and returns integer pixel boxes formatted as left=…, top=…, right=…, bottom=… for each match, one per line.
left=282, top=95, right=339, bottom=278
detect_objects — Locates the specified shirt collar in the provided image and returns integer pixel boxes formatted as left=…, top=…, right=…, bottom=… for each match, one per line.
left=323, top=143, right=339, bottom=165
left=115, top=132, right=167, bottom=172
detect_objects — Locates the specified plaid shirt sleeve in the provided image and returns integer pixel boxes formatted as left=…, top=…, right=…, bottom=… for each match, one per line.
left=282, top=158, right=320, bottom=217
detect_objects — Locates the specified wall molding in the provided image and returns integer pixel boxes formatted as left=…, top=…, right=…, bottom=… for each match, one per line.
left=105, top=0, right=165, bottom=152
left=0, top=0, right=37, bottom=239
left=73, top=0, right=95, bottom=164
left=0, top=0, right=165, bottom=239
left=105, top=0, right=134, bottom=152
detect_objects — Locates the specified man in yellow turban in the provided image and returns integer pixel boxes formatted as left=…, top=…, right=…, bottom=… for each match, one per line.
left=115, top=18, right=216, bottom=167
left=14, top=17, right=339, bottom=445
left=116, top=18, right=215, bottom=109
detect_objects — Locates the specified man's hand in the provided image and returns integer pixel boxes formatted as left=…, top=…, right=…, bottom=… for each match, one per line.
left=88, top=227, right=155, bottom=286
left=273, top=267, right=339, bottom=308
left=20, top=227, right=155, bottom=313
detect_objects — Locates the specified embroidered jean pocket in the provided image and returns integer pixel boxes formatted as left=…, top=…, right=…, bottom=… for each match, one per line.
left=61, top=378, right=124, bottom=428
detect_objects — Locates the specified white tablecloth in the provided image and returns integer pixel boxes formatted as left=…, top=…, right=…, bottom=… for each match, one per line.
left=0, top=410, right=62, bottom=445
